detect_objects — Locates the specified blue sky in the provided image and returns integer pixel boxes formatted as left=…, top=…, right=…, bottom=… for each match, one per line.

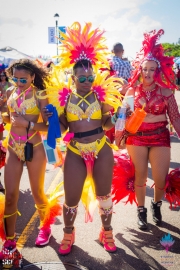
left=0, top=0, right=179, bottom=60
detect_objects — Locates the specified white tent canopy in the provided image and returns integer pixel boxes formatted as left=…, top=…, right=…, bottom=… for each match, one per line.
left=0, top=46, right=34, bottom=65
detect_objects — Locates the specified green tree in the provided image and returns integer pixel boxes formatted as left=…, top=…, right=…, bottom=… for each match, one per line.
left=162, top=43, right=180, bottom=57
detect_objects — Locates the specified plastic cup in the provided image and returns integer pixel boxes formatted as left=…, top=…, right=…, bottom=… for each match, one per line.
left=125, top=95, right=134, bottom=111
left=125, top=108, right=147, bottom=134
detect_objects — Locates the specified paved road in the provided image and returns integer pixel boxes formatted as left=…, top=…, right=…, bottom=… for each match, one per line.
left=0, top=91, right=180, bottom=270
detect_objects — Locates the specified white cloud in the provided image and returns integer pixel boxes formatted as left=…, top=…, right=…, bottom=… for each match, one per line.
left=0, top=0, right=162, bottom=59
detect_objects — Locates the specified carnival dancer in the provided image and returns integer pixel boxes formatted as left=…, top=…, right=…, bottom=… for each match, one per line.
left=0, top=59, right=62, bottom=264
left=114, top=29, right=180, bottom=230
left=41, top=22, right=123, bottom=255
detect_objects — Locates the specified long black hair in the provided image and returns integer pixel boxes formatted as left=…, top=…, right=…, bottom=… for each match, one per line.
left=6, top=59, right=49, bottom=90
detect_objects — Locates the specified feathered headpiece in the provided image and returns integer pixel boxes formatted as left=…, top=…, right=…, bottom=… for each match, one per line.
left=37, top=69, right=123, bottom=116
left=129, top=29, right=177, bottom=89
left=57, top=22, right=109, bottom=70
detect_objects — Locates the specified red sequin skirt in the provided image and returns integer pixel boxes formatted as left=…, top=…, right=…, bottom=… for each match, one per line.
left=126, top=121, right=170, bottom=147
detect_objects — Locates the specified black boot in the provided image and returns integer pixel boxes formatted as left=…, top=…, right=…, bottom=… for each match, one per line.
left=151, top=200, right=162, bottom=225
left=137, top=207, right=147, bottom=230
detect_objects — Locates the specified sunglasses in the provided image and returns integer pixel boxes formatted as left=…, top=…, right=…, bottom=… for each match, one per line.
left=12, top=77, right=28, bottom=84
left=74, top=75, right=95, bottom=83
left=0, top=74, right=5, bottom=77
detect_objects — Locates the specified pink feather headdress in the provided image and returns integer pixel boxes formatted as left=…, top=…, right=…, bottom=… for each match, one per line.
left=57, top=22, right=109, bottom=69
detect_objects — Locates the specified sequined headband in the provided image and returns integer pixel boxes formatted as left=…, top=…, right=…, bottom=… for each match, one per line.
left=142, top=53, right=161, bottom=68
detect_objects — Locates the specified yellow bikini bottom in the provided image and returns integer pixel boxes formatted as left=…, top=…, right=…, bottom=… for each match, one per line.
left=67, top=135, right=117, bottom=157
left=8, top=132, right=42, bottom=161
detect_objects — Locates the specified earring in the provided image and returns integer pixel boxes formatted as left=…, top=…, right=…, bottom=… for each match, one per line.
left=31, top=80, right=34, bottom=85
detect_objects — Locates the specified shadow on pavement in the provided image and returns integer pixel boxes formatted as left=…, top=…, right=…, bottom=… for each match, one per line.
left=116, top=224, right=180, bottom=269
left=116, top=230, right=167, bottom=270
left=170, top=136, right=180, bottom=143
left=34, top=235, right=143, bottom=270
left=159, top=221, right=180, bottom=236
left=169, top=161, right=180, bottom=169
left=125, top=226, right=179, bottom=254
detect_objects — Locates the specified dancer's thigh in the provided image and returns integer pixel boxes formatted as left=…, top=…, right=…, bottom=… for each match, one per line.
left=126, top=145, right=149, bottom=184
left=26, top=144, right=47, bottom=204
left=64, top=149, right=87, bottom=205
left=149, top=146, right=170, bottom=184
left=93, top=143, right=114, bottom=196
left=4, top=149, right=23, bottom=204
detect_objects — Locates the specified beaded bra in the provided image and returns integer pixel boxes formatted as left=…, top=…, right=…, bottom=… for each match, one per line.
left=7, top=87, right=40, bottom=115
left=66, top=91, right=102, bottom=122
left=134, top=84, right=167, bottom=115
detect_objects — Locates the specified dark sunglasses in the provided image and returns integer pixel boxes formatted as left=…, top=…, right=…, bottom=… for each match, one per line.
left=12, top=77, right=28, bottom=84
left=0, top=74, right=5, bottom=77
left=74, top=75, right=95, bottom=83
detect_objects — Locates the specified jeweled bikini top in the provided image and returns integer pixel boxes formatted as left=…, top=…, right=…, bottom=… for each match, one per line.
left=7, top=87, right=40, bottom=115
left=66, top=91, right=102, bottom=122
left=134, top=84, right=168, bottom=115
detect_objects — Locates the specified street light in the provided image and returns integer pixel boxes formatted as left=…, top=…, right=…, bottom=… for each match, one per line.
left=54, top=13, right=59, bottom=62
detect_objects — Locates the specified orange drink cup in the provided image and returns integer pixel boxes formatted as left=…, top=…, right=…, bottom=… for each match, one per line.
left=125, top=107, right=147, bottom=134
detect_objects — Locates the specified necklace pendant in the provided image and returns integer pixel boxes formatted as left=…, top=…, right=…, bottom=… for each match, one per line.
left=81, top=102, right=83, bottom=108
left=146, top=92, right=151, bottom=101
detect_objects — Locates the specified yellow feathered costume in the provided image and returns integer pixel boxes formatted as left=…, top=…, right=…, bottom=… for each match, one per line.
left=37, top=22, right=123, bottom=222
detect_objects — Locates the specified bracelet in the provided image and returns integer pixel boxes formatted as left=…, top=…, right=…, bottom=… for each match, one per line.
left=111, top=114, right=118, bottom=125
left=30, top=121, right=35, bottom=130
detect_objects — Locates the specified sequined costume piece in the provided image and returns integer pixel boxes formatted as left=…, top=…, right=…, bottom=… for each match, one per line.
left=64, top=203, right=78, bottom=221
left=8, top=132, right=41, bottom=161
left=126, top=121, right=170, bottom=147
left=66, top=91, right=102, bottom=122
left=126, top=83, right=180, bottom=146
left=7, top=87, right=40, bottom=115
left=96, top=193, right=113, bottom=221
left=134, top=85, right=167, bottom=115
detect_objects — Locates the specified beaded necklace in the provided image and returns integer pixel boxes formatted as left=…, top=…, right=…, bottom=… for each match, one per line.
left=140, top=84, right=158, bottom=101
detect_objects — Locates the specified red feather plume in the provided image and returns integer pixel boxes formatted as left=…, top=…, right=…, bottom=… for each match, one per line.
left=164, top=168, right=180, bottom=208
left=111, top=150, right=137, bottom=205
